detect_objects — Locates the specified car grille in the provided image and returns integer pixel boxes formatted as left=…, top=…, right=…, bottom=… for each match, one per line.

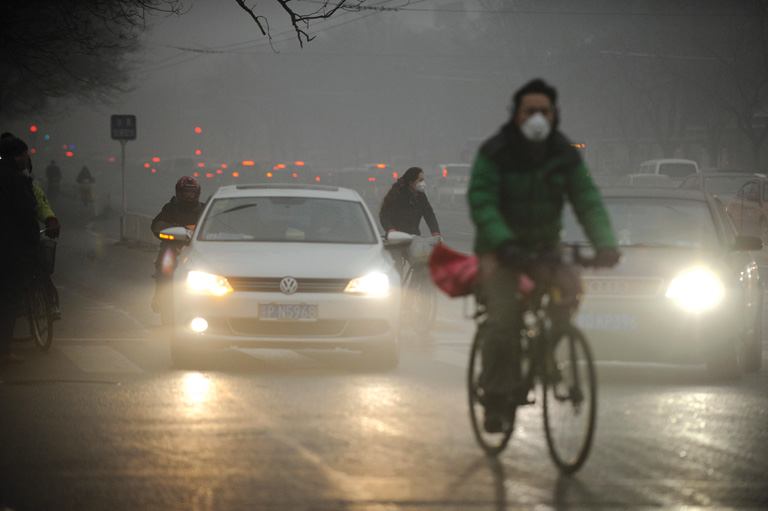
left=226, top=277, right=350, bottom=293
left=227, top=318, right=390, bottom=337
left=581, top=277, right=663, bottom=297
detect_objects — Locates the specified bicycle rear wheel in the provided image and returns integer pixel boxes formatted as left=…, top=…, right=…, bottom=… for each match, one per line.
left=28, top=280, right=54, bottom=351
left=468, top=336, right=515, bottom=455
left=409, top=270, right=438, bottom=334
left=542, top=324, right=597, bottom=474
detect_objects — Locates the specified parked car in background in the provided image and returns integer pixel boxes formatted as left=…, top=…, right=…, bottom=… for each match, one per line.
left=680, top=171, right=764, bottom=205
left=164, top=184, right=410, bottom=369
left=638, top=158, right=700, bottom=180
left=724, top=177, right=768, bottom=242
left=432, top=163, right=471, bottom=206
left=562, top=187, right=763, bottom=377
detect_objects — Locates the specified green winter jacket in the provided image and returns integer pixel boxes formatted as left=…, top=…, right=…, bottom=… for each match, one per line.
left=32, top=183, right=55, bottom=223
left=468, top=123, right=617, bottom=254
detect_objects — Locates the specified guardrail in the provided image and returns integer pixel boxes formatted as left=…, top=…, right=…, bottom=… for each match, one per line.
left=120, top=212, right=158, bottom=245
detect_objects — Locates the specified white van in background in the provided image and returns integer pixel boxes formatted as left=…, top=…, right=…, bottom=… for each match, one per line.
left=638, top=159, right=700, bottom=180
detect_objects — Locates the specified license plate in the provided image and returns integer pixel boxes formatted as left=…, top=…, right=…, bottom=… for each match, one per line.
left=259, top=303, right=317, bottom=322
left=575, top=313, right=638, bottom=331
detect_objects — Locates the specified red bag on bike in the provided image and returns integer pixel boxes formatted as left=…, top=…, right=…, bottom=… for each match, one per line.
left=428, top=243, right=478, bottom=297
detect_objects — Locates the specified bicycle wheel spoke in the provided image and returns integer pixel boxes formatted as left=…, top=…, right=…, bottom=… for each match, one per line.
left=543, top=326, right=597, bottom=473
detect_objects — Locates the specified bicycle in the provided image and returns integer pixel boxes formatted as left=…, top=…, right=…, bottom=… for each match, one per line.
left=467, top=244, right=598, bottom=474
left=401, top=235, right=440, bottom=334
left=13, top=232, right=58, bottom=351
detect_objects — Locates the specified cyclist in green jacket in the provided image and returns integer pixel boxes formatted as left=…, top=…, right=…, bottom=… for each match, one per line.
left=467, top=78, right=620, bottom=433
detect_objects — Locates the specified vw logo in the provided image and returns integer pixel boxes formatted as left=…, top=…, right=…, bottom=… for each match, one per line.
left=586, top=279, right=629, bottom=295
left=280, top=277, right=298, bottom=295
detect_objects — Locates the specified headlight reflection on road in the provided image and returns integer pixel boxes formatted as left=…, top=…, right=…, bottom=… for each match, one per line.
left=180, top=373, right=215, bottom=415
left=357, top=384, right=402, bottom=436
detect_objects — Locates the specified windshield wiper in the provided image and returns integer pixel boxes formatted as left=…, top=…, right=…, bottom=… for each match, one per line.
left=209, top=203, right=258, bottom=218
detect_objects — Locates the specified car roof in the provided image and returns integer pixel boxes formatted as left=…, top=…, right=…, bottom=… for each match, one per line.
left=639, top=158, right=698, bottom=164
left=211, top=183, right=362, bottom=201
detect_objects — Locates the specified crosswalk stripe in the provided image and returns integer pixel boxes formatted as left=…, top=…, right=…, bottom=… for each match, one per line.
left=60, top=346, right=143, bottom=373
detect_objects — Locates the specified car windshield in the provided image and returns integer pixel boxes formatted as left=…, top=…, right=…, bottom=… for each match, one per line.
left=563, top=198, right=718, bottom=248
left=703, top=176, right=755, bottom=196
left=658, top=163, right=697, bottom=179
left=198, top=196, right=378, bottom=244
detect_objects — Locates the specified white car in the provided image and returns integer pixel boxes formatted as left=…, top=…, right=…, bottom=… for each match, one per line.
left=163, top=184, right=410, bottom=369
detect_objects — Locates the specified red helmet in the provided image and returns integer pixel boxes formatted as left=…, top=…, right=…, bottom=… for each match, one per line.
left=175, top=176, right=201, bottom=202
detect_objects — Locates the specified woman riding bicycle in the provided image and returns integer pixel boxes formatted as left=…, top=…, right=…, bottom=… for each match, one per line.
left=379, top=166, right=442, bottom=270
left=468, top=78, right=620, bottom=433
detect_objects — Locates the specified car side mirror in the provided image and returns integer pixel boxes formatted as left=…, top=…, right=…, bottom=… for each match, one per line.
left=732, top=235, right=763, bottom=252
left=159, top=226, right=192, bottom=244
left=384, top=230, right=412, bottom=249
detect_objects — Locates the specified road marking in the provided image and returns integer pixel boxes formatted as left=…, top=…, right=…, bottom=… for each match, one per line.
left=60, top=346, right=143, bottom=373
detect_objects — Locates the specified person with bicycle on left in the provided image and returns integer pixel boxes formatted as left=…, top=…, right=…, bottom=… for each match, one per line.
left=379, top=166, right=442, bottom=272
left=468, top=79, right=620, bottom=433
left=0, top=132, right=39, bottom=365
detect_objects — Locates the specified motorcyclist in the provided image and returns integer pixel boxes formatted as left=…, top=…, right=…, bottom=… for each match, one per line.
left=150, top=176, right=205, bottom=314
left=467, top=78, right=620, bottom=433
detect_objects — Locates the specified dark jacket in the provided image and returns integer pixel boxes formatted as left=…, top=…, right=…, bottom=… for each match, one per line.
left=151, top=196, right=205, bottom=239
left=380, top=189, right=440, bottom=236
left=0, top=157, right=39, bottom=272
left=468, top=122, right=617, bottom=254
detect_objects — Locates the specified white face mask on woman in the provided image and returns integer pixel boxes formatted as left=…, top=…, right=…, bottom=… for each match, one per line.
left=520, top=112, right=551, bottom=142
left=414, top=181, right=427, bottom=193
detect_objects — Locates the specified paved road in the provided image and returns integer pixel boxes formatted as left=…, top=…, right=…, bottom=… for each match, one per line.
left=0, top=189, right=766, bottom=511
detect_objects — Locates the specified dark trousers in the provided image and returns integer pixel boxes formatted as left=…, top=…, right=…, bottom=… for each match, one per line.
left=0, top=274, right=25, bottom=355
left=475, top=259, right=525, bottom=395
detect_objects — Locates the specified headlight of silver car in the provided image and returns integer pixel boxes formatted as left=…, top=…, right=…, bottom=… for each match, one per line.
left=344, top=272, right=390, bottom=296
left=186, top=270, right=234, bottom=296
left=665, top=268, right=724, bottom=311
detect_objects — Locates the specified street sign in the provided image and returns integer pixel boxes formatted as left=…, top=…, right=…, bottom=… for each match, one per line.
left=111, top=115, right=136, bottom=140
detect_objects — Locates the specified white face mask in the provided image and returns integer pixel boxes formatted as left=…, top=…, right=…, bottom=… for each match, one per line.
left=415, top=181, right=426, bottom=193
left=520, top=112, right=551, bottom=142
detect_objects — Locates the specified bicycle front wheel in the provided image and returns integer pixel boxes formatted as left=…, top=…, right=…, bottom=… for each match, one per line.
left=542, top=325, right=597, bottom=474
left=408, top=270, right=438, bottom=334
left=468, top=336, right=514, bottom=456
left=28, top=280, right=54, bottom=351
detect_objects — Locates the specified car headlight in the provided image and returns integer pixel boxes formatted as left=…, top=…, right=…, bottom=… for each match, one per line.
left=345, top=272, right=390, bottom=296
left=186, top=270, right=234, bottom=296
left=665, top=268, right=724, bottom=311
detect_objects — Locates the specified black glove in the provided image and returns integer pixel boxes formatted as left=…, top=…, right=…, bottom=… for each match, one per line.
left=496, top=242, right=527, bottom=265
left=593, top=247, right=621, bottom=268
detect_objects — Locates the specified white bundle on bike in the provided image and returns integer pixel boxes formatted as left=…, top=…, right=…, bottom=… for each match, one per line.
left=408, top=235, right=438, bottom=265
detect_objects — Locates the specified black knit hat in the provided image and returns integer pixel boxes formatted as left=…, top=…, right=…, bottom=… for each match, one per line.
left=0, top=132, right=29, bottom=159
left=512, top=78, right=558, bottom=112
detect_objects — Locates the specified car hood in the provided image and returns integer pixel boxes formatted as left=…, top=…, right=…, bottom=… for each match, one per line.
left=581, top=245, right=729, bottom=279
left=182, top=241, right=394, bottom=278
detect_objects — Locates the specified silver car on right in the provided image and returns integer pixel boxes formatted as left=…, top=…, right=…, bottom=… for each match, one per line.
left=563, top=187, right=764, bottom=378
